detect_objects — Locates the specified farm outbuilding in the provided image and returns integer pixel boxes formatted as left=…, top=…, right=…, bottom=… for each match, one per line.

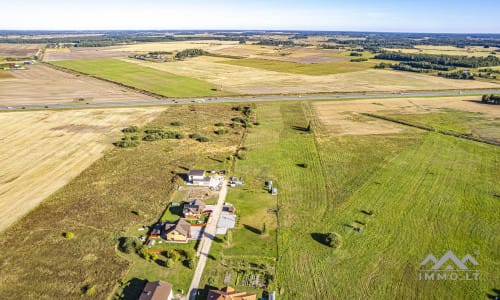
left=188, top=169, right=205, bottom=182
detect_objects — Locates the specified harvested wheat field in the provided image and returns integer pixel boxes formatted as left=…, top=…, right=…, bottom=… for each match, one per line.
left=0, top=64, right=153, bottom=105
left=314, top=96, right=500, bottom=136
left=0, top=43, right=41, bottom=57
left=111, top=40, right=238, bottom=53
left=122, top=56, right=500, bottom=94
left=0, top=107, right=163, bottom=232
left=43, top=46, right=132, bottom=61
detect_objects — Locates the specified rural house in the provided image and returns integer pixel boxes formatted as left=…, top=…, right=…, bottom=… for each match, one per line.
left=139, top=280, right=173, bottom=300
left=207, top=286, right=256, bottom=300
left=164, top=219, right=192, bottom=242
left=183, top=199, right=207, bottom=220
left=187, top=169, right=216, bottom=187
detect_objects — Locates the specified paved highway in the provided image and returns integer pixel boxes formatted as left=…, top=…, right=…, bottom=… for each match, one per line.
left=2, top=89, right=499, bottom=111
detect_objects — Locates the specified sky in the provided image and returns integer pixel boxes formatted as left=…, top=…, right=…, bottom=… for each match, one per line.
left=1, top=0, right=499, bottom=33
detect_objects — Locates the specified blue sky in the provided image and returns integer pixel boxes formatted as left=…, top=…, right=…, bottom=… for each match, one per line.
left=1, top=0, right=499, bottom=33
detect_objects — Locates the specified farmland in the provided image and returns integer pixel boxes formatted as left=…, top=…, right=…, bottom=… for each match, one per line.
left=219, top=57, right=377, bottom=75
left=214, top=100, right=499, bottom=299
left=0, top=64, right=154, bottom=106
left=0, top=104, right=245, bottom=299
left=0, top=29, right=499, bottom=300
left=0, top=97, right=497, bottom=299
left=51, top=58, right=232, bottom=97
left=0, top=43, right=40, bottom=57
left=386, top=45, right=500, bottom=58
left=0, top=107, right=163, bottom=233
left=123, top=56, right=500, bottom=95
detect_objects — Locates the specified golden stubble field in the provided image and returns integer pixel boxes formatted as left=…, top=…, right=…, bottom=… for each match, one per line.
left=313, top=96, right=500, bottom=136
left=0, top=107, right=164, bottom=232
left=0, top=64, right=154, bottom=105
left=122, top=56, right=500, bottom=95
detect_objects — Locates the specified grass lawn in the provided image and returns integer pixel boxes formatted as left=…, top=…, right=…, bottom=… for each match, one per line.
left=51, top=58, right=234, bottom=97
left=219, top=58, right=378, bottom=75
left=115, top=241, right=197, bottom=299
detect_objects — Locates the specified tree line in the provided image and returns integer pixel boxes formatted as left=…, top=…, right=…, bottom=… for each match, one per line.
left=374, top=52, right=500, bottom=68
left=481, top=94, right=500, bottom=104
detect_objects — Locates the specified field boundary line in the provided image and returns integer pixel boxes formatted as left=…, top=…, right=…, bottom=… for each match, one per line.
left=361, top=113, right=500, bottom=146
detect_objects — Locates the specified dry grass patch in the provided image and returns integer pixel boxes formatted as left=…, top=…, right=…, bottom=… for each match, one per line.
left=123, top=57, right=500, bottom=95
left=313, top=96, right=500, bottom=136
left=0, top=107, right=163, bottom=232
left=0, top=104, right=245, bottom=300
left=0, top=43, right=40, bottom=57
left=111, top=40, right=238, bottom=53
left=0, top=64, right=154, bottom=106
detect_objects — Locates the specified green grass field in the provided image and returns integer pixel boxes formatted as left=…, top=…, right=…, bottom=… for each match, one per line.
left=220, top=58, right=378, bottom=75
left=381, top=108, right=500, bottom=142
left=51, top=58, right=233, bottom=97
left=209, top=102, right=499, bottom=299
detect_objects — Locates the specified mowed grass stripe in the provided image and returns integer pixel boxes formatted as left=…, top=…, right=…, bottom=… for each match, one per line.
left=327, top=134, right=499, bottom=299
left=219, top=58, right=377, bottom=75
left=51, top=58, right=232, bottom=97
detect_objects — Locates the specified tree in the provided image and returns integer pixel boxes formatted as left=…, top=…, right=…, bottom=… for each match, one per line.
left=186, top=258, right=195, bottom=269
left=324, top=232, right=342, bottom=249
left=64, top=232, right=74, bottom=239
left=165, top=249, right=181, bottom=262
left=166, top=258, right=175, bottom=268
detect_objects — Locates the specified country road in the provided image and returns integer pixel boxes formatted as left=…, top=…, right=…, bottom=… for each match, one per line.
left=185, top=179, right=228, bottom=300
left=2, top=89, right=500, bottom=111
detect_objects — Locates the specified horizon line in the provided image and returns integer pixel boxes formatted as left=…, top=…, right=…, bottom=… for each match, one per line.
left=1, top=29, right=500, bottom=35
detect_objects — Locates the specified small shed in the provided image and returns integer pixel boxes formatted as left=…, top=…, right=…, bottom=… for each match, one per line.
left=271, top=188, right=278, bottom=195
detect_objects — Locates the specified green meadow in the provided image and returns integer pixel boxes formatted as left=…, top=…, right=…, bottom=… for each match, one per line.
left=52, top=58, right=233, bottom=97
left=220, top=57, right=377, bottom=75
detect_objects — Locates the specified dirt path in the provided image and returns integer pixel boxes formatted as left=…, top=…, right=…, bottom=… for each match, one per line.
left=186, top=178, right=228, bottom=300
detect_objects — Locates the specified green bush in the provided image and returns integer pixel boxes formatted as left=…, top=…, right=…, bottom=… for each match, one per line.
left=186, top=258, right=195, bottom=269
left=121, top=126, right=139, bottom=133
left=143, top=129, right=182, bottom=141
left=165, top=249, right=181, bottom=262
left=119, top=237, right=141, bottom=254
left=170, top=121, right=183, bottom=126
left=215, top=122, right=225, bottom=127
left=166, top=258, right=175, bottom=268
left=190, top=134, right=210, bottom=142
left=63, top=232, right=74, bottom=239
left=138, top=246, right=150, bottom=260
left=84, top=285, right=96, bottom=296
left=114, top=137, right=140, bottom=148
left=324, top=232, right=342, bottom=249
left=215, top=129, right=229, bottom=135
